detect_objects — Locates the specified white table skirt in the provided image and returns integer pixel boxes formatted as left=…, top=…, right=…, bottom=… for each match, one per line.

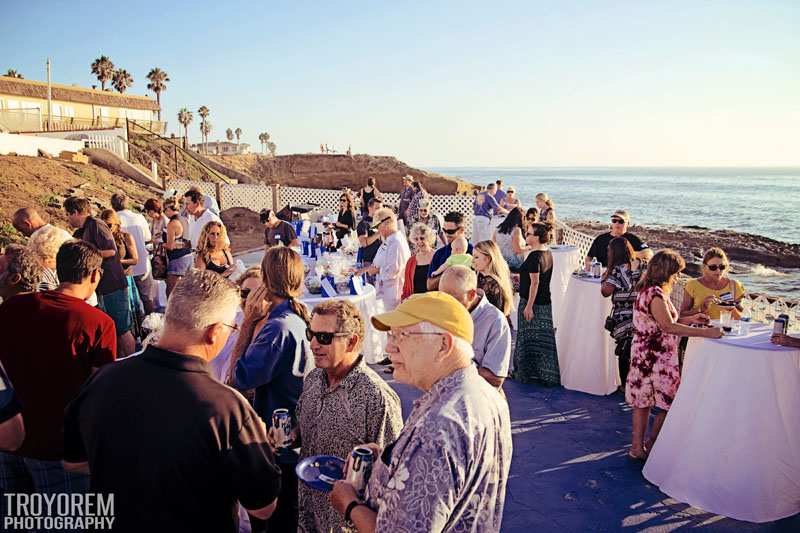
left=643, top=326, right=800, bottom=523
left=555, top=275, right=619, bottom=395
left=549, top=245, right=581, bottom=330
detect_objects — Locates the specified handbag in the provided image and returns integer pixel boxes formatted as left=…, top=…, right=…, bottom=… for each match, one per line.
left=151, top=242, right=169, bottom=280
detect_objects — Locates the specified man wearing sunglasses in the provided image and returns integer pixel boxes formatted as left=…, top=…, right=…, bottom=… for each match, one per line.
left=290, top=300, right=402, bottom=533
left=585, top=209, right=652, bottom=270
left=426, top=211, right=473, bottom=290
left=330, top=292, right=512, bottom=532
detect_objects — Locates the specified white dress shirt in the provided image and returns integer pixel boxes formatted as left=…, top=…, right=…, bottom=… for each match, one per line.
left=372, top=230, right=410, bottom=311
left=187, top=209, right=223, bottom=249
left=116, top=209, right=152, bottom=277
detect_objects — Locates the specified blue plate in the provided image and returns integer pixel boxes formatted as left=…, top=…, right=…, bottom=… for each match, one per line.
left=295, top=455, right=345, bottom=493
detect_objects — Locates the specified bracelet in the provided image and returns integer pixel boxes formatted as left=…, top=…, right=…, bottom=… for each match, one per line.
left=344, top=500, right=365, bottom=523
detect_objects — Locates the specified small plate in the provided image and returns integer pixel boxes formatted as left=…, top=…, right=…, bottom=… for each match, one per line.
left=295, top=455, right=345, bottom=493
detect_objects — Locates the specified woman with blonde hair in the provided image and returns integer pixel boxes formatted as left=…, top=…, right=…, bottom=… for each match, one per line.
left=402, top=223, right=437, bottom=300
left=626, top=250, right=722, bottom=460
left=194, top=221, right=234, bottom=277
left=27, top=224, right=73, bottom=290
left=680, top=247, right=745, bottom=320
left=100, top=209, right=138, bottom=275
left=535, top=193, right=556, bottom=224
left=472, top=240, right=513, bottom=317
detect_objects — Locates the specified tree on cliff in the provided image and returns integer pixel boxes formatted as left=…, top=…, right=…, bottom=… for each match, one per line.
left=90, top=56, right=115, bottom=91
left=112, top=69, right=133, bottom=93
left=198, top=106, right=210, bottom=154
left=258, top=132, right=270, bottom=154
left=226, top=128, right=234, bottom=143
left=267, top=141, right=276, bottom=157
left=235, top=128, right=242, bottom=147
left=4, top=69, right=23, bottom=79
left=146, top=67, right=170, bottom=121
left=178, top=108, right=193, bottom=150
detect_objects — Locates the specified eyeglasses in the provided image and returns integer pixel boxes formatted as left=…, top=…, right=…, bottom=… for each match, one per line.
left=705, top=263, right=727, bottom=271
left=386, top=331, right=443, bottom=344
left=611, top=218, right=626, bottom=225
left=222, top=322, right=239, bottom=332
left=443, top=227, right=462, bottom=235
left=306, top=329, right=350, bottom=345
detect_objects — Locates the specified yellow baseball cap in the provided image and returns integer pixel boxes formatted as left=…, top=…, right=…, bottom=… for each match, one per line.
left=371, top=292, right=474, bottom=343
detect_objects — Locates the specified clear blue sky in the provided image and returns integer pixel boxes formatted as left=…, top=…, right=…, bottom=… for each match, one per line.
left=2, top=0, right=798, bottom=167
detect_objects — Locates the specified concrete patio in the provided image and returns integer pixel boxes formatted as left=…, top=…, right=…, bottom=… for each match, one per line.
left=375, top=368, right=799, bottom=532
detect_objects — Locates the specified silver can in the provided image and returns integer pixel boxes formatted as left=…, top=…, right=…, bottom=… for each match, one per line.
left=271, top=408, right=292, bottom=449
left=346, top=446, right=374, bottom=499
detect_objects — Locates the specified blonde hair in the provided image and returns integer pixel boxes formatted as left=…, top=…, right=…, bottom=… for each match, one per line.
left=165, top=269, right=240, bottom=331
left=536, top=192, right=554, bottom=209
left=703, top=247, right=729, bottom=266
left=236, top=265, right=262, bottom=288
left=28, top=225, right=73, bottom=262
left=473, top=240, right=513, bottom=316
left=312, top=300, right=365, bottom=352
left=261, top=247, right=311, bottom=325
left=409, top=222, right=436, bottom=249
left=196, top=221, right=230, bottom=265
left=99, top=209, right=121, bottom=232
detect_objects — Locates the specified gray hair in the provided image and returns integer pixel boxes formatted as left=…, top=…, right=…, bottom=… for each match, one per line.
left=409, top=222, right=436, bottom=248
left=3, top=245, right=42, bottom=292
left=165, top=269, right=240, bottom=332
left=418, top=321, right=474, bottom=358
left=440, top=265, right=478, bottom=294
left=28, top=226, right=73, bottom=263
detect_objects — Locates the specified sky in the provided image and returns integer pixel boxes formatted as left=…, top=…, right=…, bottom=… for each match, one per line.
left=2, top=0, right=799, bottom=167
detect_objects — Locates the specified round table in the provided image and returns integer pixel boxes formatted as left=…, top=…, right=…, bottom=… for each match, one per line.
left=549, top=245, right=581, bottom=329
left=555, top=274, right=619, bottom=395
left=237, top=249, right=387, bottom=363
left=643, top=325, right=800, bottom=523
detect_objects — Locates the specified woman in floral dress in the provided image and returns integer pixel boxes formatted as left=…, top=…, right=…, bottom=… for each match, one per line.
left=626, top=250, right=722, bottom=460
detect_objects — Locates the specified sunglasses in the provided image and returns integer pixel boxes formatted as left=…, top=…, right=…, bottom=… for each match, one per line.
left=443, top=227, right=462, bottom=235
left=371, top=216, right=391, bottom=229
left=705, top=263, right=727, bottom=271
left=222, top=322, right=240, bottom=332
left=611, top=218, right=625, bottom=225
left=306, top=329, right=350, bottom=345
left=240, top=288, right=251, bottom=300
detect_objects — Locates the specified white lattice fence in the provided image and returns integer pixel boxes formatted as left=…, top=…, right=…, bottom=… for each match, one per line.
left=166, top=179, right=216, bottom=199
left=279, top=186, right=343, bottom=214
left=221, top=183, right=272, bottom=212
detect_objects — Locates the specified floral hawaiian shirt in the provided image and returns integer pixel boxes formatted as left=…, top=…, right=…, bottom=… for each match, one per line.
left=366, top=365, right=512, bottom=532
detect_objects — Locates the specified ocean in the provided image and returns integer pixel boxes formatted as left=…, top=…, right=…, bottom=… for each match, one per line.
left=427, top=167, right=800, bottom=297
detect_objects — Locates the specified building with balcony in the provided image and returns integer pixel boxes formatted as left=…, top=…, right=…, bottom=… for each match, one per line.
left=191, top=141, right=251, bottom=155
left=0, top=76, right=164, bottom=134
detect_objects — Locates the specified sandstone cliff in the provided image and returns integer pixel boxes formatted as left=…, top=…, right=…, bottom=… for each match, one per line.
left=204, top=153, right=476, bottom=195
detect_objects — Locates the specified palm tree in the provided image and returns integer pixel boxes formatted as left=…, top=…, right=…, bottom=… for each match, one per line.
left=146, top=68, right=170, bottom=120
left=267, top=141, right=277, bottom=157
left=226, top=128, right=234, bottom=143
left=112, top=69, right=134, bottom=93
left=177, top=108, right=193, bottom=150
left=258, top=132, right=271, bottom=154
left=234, top=127, right=242, bottom=148
left=90, top=56, right=115, bottom=90
left=200, top=121, right=212, bottom=154
left=198, top=106, right=210, bottom=154
left=257, top=133, right=266, bottom=154
left=4, top=69, right=23, bottom=79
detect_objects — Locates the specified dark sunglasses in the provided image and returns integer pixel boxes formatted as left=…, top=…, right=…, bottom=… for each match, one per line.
left=611, top=218, right=625, bottom=224
left=306, top=329, right=349, bottom=345
left=705, top=263, right=727, bottom=271
left=443, top=227, right=462, bottom=235
left=240, top=288, right=251, bottom=300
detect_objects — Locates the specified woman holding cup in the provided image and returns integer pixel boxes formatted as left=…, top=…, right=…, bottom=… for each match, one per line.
left=680, top=247, right=745, bottom=321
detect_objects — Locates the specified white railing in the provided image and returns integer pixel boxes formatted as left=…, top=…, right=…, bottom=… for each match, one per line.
left=84, top=134, right=127, bottom=160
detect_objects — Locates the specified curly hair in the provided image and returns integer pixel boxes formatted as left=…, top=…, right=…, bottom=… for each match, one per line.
left=409, top=222, right=436, bottom=249
left=195, top=221, right=230, bottom=265
left=28, top=225, right=73, bottom=263
left=3, top=245, right=42, bottom=292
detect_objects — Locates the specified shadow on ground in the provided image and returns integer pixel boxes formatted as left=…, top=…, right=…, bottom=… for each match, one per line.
left=373, top=366, right=799, bottom=532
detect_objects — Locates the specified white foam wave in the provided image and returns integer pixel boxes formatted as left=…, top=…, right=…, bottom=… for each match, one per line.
left=748, top=264, right=789, bottom=277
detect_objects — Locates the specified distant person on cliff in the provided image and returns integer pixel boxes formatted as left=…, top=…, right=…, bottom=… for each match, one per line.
left=679, top=247, right=745, bottom=321
left=358, top=177, right=382, bottom=218
left=472, top=182, right=508, bottom=243
left=261, top=208, right=299, bottom=249
left=12, top=207, right=73, bottom=242
left=398, top=175, right=415, bottom=225
left=585, top=209, right=652, bottom=269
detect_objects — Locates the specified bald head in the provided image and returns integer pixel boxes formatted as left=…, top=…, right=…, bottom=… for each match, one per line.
left=439, top=265, right=478, bottom=309
left=12, top=208, right=46, bottom=237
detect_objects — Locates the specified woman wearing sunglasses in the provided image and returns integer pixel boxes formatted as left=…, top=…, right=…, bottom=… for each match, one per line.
left=680, top=247, right=745, bottom=320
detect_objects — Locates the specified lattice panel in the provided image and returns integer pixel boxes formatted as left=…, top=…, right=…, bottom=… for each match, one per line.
left=221, top=183, right=272, bottom=212
left=166, top=179, right=216, bottom=199
left=279, top=186, right=343, bottom=215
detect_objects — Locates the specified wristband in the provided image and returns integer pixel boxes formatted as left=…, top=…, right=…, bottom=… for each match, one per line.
left=344, top=500, right=365, bottom=523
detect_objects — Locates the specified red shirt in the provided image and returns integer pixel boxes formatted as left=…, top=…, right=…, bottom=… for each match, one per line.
left=0, top=291, right=116, bottom=459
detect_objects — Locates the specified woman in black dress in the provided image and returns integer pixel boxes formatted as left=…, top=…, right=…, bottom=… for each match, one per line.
left=334, top=192, right=357, bottom=243
left=359, top=177, right=382, bottom=217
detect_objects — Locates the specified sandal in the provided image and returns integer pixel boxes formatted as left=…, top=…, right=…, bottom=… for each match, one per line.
left=627, top=449, right=648, bottom=461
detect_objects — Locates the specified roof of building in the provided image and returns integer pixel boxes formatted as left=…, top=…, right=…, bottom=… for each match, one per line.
left=0, top=76, right=160, bottom=111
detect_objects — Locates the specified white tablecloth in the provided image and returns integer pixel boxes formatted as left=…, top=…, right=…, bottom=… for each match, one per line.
left=549, top=245, right=581, bottom=329
left=555, top=275, right=619, bottom=395
left=643, top=325, right=800, bottom=523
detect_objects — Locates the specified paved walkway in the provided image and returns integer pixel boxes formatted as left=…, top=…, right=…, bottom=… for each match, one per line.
left=373, top=367, right=799, bottom=532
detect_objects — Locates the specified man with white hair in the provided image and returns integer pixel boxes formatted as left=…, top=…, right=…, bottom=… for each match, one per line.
left=440, top=265, right=511, bottom=389
left=356, top=207, right=410, bottom=311
left=63, top=270, right=281, bottom=532
left=330, top=292, right=512, bottom=532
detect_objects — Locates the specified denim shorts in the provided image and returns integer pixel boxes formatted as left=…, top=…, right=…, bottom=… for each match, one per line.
left=98, top=287, right=132, bottom=334
left=167, top=252, right=193, bottom=275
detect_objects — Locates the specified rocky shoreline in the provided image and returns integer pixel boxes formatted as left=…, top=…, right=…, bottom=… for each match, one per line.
left=565, top=219, right=800, bottom=278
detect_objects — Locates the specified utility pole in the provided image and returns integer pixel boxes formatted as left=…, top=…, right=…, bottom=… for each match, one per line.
left=46, top=58, right=53, bottom=131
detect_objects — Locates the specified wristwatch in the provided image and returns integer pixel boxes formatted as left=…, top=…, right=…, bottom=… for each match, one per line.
left=344, top=500, right=366, bottom=524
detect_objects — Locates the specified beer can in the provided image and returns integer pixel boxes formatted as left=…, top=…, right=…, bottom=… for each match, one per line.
left=271, top=408, right=293, bottom=449
left=346, top=446, right=374, bottom=499
left=773, top=314, right=789, bottom=335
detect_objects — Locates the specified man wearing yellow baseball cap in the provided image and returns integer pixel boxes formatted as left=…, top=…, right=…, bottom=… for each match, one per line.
left=329, top=292, right=512, bottom=532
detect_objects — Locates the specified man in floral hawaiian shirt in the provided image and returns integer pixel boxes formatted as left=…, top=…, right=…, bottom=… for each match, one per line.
left=330, top=292, right=513, bottom=532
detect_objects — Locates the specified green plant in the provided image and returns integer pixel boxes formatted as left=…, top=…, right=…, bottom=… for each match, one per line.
left=0, top=222, right=25, bottom=249
left=39, top=193, right=60, bottom=207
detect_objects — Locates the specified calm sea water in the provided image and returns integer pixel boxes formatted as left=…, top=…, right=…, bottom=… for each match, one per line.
left=427, top=167, right=800, bottom=297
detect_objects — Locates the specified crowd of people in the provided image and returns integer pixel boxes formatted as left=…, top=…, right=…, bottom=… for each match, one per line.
left=0, top=174, right=797, bottom=532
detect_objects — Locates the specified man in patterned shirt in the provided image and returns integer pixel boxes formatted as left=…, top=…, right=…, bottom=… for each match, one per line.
left=289, top=300, right=403, bottom=532
left=330, top=292, right=513, bottom=532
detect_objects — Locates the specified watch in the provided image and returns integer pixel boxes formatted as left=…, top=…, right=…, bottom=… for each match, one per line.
left=344, top=500, right=366, bottom=524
